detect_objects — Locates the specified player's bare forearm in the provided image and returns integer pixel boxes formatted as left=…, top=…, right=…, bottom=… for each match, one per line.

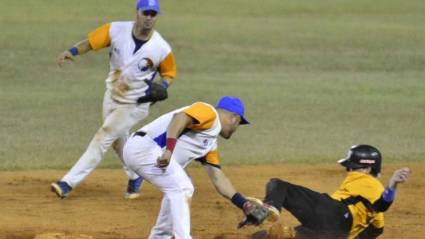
left=57, top=39, right=93, bottom=67
left=73, top=39, right=93, bottom=55
left=204, top=165, right=237, bottom=199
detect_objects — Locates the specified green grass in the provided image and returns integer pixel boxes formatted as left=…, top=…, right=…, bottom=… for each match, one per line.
left=1, top=0, right=424, bottom=170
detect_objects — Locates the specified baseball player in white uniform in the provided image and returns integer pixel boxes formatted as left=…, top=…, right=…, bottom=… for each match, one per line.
left=123, top=96, right=261, bottom=239
left=51, top=0, right=177, bottom=199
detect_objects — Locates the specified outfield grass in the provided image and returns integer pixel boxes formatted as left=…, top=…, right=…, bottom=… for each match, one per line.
left=1, top=0, right=424, bottom=170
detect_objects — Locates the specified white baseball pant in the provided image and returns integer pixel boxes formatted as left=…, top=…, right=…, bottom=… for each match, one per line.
left=62, top=91, right=149, bottom=188
left=123, top=133, right=194, bottom=239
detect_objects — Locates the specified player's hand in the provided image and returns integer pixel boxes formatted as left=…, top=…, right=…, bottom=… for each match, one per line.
left=238, top=198, right=280, bottom=229
left=157, top=150, right=172, bottom=168
left=57, top=50, right=75, bottom=67
left=388, top=167, right=410, bottom=189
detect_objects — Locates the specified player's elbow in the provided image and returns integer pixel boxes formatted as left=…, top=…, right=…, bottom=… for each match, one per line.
left=371, top=227, right=384, bottom=238
left=174, top=112, right=195, bottom=126
left=355, top=226, right=384, bottom=239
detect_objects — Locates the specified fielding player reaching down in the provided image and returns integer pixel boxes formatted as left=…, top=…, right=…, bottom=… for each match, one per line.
left=123, top=96, right=279, bottom=239
left=242, top=145, right=410, bottom=239
left=51, top=0, right=176, bottom=199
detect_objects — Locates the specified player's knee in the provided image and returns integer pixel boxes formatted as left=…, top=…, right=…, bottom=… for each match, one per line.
left=166, top=189, right=192, bottom=203
left=164, top=182, right=194, bottom=199
left=183, top=184, right=194, bottom=198
left=267, top=178, right=290, bottom=192
left=95, top=127, right=108, bottom=137
left=268, top=178, right=284, bottom=187
left=95, top=126, right=113, bottom=141
left=112, top=139, right=122, bottom=152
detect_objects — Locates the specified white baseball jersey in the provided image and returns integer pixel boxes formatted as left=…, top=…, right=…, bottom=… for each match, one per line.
left=123, top=102, right=223, bottom=238
left=60, top=22, right=176, bottom=188
left=136, top=102, right=222, bottom=168
left=88, top=22, right=177, bottom=103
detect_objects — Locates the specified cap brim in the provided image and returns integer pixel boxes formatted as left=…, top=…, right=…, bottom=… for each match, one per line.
left=338, top=158, right=349, bottom=166
left=338, top=158, right=363, bottom=169
left=240, top=116, right=249, bottom=125
left=138, top=7, right=160, bottom=13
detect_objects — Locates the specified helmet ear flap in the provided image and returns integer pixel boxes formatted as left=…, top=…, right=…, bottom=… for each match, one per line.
left=371, top=168, right=379, bottom=177
left=370, top=156, right=382, bottom=177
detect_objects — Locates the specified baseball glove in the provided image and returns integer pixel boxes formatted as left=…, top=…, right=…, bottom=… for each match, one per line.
left=137, top=80, right=168, bottom=104
left=238, top=197, right=280, bottom=228
left=250, top=224, right=296, bottom=239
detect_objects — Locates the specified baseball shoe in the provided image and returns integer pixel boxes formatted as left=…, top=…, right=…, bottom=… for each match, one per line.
left=125, top=176, right=143, bottom=199
left=51, top=181, right=72, bottom=199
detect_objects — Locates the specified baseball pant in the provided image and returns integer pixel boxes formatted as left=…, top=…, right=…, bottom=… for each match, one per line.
left=123, top=133, right=194, bottom=239
left=62, top=91, right=149, bottom=188
left=264, top=178, right=352, bottom=239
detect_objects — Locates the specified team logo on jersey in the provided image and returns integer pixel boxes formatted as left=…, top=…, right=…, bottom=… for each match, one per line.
left=138, top=58, right=154, bottom=72
left=203, top=139, right=209, bottom=147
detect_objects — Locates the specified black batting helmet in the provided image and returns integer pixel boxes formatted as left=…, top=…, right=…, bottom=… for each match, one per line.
left=338, top=144, right=382, bottom=176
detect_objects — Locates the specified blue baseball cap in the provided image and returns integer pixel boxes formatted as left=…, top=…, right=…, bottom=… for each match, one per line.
left=216, top=96, right=250, bottom=125
left=136, top=0, right=160, bottom=13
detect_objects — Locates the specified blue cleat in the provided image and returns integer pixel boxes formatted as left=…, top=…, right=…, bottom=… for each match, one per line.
left=125, top=176, right=143, bottom=199
left=51, top=181, right=72, bottom=199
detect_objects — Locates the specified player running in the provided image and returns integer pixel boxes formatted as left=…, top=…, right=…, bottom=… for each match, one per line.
left=51, top=0, right=176, bottom=199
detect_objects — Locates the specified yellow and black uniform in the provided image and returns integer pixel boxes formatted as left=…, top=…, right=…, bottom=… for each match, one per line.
left=264, top=172, right=392, bottom=239
left=264, top=179, right=353, bottom=239
left=332, top=172, right=385, bottom=239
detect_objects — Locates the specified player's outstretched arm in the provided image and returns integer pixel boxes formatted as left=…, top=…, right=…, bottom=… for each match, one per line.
left=204, top=164, right=237, bottom=199
left=203, top=164, right=279, bottom=227
left=383, top=167, right=411, bottom=203
left=373, top=167, right=411, bottom=212
left=57, top=39, right=93, bottom=67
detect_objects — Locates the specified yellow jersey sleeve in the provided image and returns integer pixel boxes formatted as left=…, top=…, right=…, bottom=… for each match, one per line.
left=195, top=149, right=221, bottom=168
left=205, top=150, right=220, bottom=166
left=183, top=102, right=217, bottom=130
left=371, top=212, right=384, bottom=228
left=88, top=23, right=111, bottom=50
left=159, top=52, right=177, bottom=81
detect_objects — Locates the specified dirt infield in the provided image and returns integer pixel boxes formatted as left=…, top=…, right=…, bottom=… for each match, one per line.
left=0, top=162, right=423, bottom=239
